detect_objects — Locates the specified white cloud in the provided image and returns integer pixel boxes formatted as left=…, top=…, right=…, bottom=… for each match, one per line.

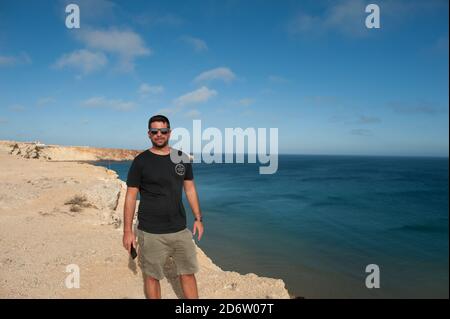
left=288, top=0, right=368, bottom=37
left=61, top=0, right=117, bottom=21
left=240, top=109, right=256, bottom=117
left=388, top=100, right=446, bottom=115
left=268, top=75, right=289, bottom=83
left=354, top=115, right=381, bottom=124
left=8, top=104, right=25, bottom=112
left=138, top=83, right=164, bottom=96
left=77, top=28, right=151, bottom=72
left=37, top=97, right=56, bottom=107
left=79, top=29, right=150, bottom=56
left=54, top=49, right=107, bottom=74
left=340, top=115, right=382, bottom=125
left=185, top=109, right=201, bottom=118
left=325, top=0, right=367, bottom=35
left=135, top=13, right=183, bottom=27
left=181, top=36, right=208, bottom=52
left=0, top=117, right=8, bottom=124
left=288, top=0, right=447, bottom=38
left=0, top=56, right=16, bottom=66
left=82, top=96, right=136, bottom=111
left=0, top=52, right=31, bottom=67
left=288, top=12, right=322, bottom=34
left=234, top=98, right=254, bottom=107
left=194, top=67, right=236, bottom=84
left=174, top=86, right=217, bottom=107
left=350, top=129, right=372, bottom=136
left=156, top=107, right=177, bottom=115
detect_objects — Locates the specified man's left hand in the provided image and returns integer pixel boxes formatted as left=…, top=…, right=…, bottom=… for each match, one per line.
left=193, top=221, right=204, bottom=241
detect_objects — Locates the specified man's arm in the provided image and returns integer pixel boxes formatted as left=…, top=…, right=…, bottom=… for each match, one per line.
left=122, top=186, right=139, bottom=252
left=183, top=180, right=202, bottom=219
left=183, top=180, right=204, bottom=240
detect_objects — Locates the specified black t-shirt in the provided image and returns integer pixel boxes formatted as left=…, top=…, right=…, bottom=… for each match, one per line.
left=126, top=148, right=193, bottom=234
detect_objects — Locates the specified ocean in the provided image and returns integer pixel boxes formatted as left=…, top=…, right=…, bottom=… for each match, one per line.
left=94, top=154, right=449, bottom=298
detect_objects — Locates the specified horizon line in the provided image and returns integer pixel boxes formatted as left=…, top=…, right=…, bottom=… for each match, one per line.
left=1, top=139, right=448, bottom=159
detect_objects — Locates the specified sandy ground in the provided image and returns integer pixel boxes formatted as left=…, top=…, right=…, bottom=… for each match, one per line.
left=0, top=142, right=291, bottom=299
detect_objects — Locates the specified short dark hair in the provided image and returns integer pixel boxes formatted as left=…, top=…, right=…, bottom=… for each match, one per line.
left=148, top=115, right=170, bottom=129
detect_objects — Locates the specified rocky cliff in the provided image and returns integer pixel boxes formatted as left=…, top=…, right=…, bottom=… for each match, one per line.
left=0, top=140, right=140, bottom=161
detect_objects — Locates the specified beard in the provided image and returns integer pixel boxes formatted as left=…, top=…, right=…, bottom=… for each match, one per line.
left=151, top=138, right=168, bottom=148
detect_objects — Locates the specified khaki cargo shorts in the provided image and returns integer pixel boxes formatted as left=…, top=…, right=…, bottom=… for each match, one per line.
left=137, top=228, right=199, bottom=280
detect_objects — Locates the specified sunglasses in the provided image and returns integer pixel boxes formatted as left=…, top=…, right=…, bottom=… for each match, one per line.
left=149, top=128, right=170, bottom=135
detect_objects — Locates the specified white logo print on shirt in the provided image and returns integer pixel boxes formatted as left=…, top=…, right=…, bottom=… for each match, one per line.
left=175, top=163, right=185, bottom=176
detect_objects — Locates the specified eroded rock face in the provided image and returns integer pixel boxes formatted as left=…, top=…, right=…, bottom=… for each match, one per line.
left=1, top=140, right=140, bottom=161
left=80, top=176, right=123, bottom=227
left=9, top=143, right=52, bottom=160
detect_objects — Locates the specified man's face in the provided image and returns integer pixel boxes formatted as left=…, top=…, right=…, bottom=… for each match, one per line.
left=148, top=121, right=171, bottom=148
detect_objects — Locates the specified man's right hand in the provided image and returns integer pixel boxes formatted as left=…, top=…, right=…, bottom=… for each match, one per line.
left=123, top=231, right=137, bottom=253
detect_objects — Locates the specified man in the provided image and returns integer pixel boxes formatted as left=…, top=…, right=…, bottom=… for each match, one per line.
left=122, top=114, right=204, bottom=299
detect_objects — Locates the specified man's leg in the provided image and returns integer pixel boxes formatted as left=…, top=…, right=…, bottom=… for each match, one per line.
left=173, top=229, right=200, bottom=299
left=138, top=230, right=169, bottom=299
left=144, top=275, right=161, bottom=299
left=179, top=273, right=198, bottom=299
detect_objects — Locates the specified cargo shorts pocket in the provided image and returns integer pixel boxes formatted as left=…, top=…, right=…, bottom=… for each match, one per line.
left=172, top=228, right=199, bottom=275
left=137, top=230, right=169, bottom=280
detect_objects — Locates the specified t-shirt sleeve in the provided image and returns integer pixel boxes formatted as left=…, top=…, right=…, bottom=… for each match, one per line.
left=184, top=162, right=194, bottom=180
left=126, top=158, right=143, bottom=187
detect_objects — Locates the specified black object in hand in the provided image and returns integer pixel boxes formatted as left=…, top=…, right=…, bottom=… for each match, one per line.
left=130, top=244, right=137, bottom=259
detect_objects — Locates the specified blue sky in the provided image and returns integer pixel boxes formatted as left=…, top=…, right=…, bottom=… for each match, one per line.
left=0, top=0, right=448, bottom=156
